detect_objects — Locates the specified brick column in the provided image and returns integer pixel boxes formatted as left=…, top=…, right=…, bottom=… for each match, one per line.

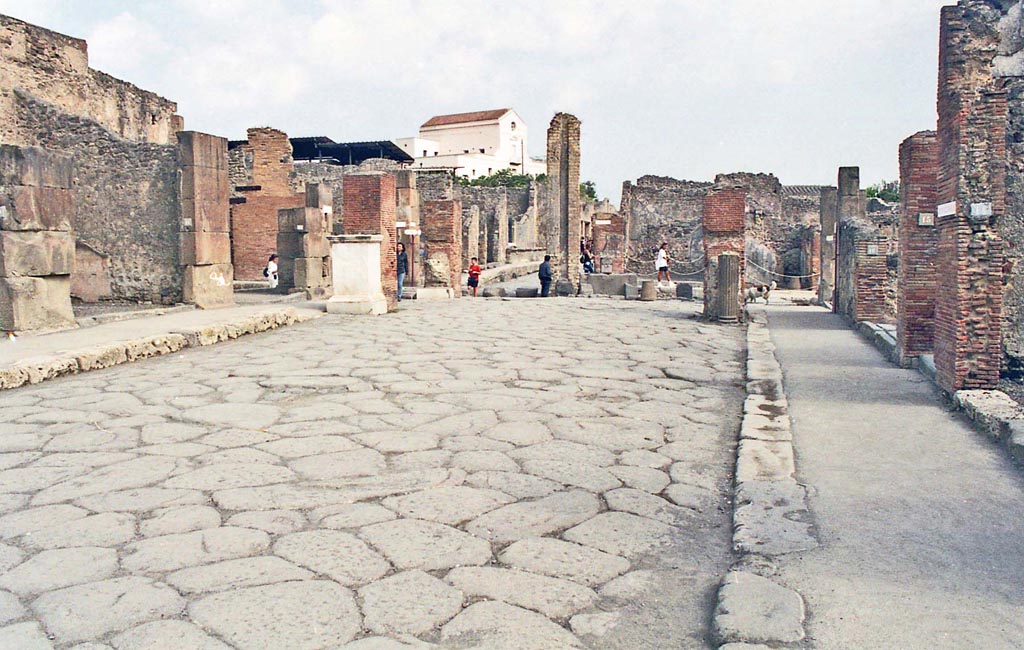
left=342, top=173, right=398, bottom=311
left=422, top=200, right=463, bottom=292
left=593, top=214, right=628, bottom=273
left=545, top=113, right=582, bottom=287
left=178, top=132, right=233, bottom=309
left=933, top=4, right=1007, bottom=392
left=818, top=186, right=838, bottom=304
left=395, top=170, right=421, bottom=285
left=0, top=145, right=76, bottom=332
left=702, top=186, right=746, bottom=320
left=897, top=131, right=939, bottom=365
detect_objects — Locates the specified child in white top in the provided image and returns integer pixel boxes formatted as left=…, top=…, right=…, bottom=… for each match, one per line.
left=266, top=254, right=279, bottom=289
left=656, top=243, right=671, bottom=283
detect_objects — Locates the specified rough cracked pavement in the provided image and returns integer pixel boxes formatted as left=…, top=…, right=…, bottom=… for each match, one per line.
left=0, top=297, right=744, bottom=649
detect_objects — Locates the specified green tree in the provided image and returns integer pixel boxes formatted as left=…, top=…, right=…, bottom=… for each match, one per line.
left=866, top=181, right=900, bottom=203
left=580, top=180, right=597, bottom=201
left=457, top=169, right=537, bottom=188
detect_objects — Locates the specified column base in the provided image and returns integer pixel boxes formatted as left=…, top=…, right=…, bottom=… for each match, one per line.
left=325, top=294, right=388, bottom=315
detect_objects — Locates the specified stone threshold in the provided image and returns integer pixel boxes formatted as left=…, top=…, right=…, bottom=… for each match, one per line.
left=852, top=320, right=1024, bottom=473
left=712, top=306, right=816, bottom=648
left=0, top=306, right=322, bottom=391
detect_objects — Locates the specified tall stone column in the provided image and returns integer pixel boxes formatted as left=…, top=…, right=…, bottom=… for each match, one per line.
left=421, top=199, right=463, bottom=299
left=832, top=167, right=865, bottom=315
left=342, top=172, right=398, bottom=312
left=544, top=113, right=582, bottom=287
left=817, top=186, right=837, bottom=305
left=702, top=186, right=746, bottom=320
left=897, top=131, right=939, bottom=366
left=0, top=145, right=76, bottom=332
left=178, top=132, right=233, bottom=309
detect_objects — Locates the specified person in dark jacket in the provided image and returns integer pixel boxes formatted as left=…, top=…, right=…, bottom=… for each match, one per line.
left=539, top=255, right=553, bottom=297
left=396, top=243, right=409, bottom=301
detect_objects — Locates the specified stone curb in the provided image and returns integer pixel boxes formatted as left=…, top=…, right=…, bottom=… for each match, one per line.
left=713, top=306, right=813, bottom=648
left=0, top=307, right=321, bottom=391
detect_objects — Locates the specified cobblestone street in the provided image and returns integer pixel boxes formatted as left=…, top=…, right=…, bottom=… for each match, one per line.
left=0, top=298, right=745, bottom=649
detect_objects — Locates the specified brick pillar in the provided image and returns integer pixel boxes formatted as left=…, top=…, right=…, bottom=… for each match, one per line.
left=462, top=204, right=480, bottom=275
left=702, top=186, right=746, bottom=320
left=933, top=4, right=1007, bottom=392
left=545, top=113, right=582, bottom=287
left=593, top=214, right=628, bottom=274
left=395, top=170, right=421, bottom=286
left=0, top=145, right=75, bottom=332
left=178, top=132, right=233, bottom=309
left=818, top=186, right=838, bottom=304
left=897, top=131, right=939, bottom=365
left=422, top=200, right=463, bottom=292
left=342, top=173, right=398, bottom=311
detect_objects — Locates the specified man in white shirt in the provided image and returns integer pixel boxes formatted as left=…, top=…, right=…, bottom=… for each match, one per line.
left=656, top=243, right=671, bottom=283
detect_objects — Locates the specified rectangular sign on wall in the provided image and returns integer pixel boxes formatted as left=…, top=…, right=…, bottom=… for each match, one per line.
left=937, top=201, right=956, bottom=217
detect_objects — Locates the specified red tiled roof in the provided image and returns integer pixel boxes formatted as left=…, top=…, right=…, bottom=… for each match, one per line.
left=421, top=108, right=512, bottom=128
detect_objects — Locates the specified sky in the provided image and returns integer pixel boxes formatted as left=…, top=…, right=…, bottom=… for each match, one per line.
left=0, top=0, right=951, bottom=203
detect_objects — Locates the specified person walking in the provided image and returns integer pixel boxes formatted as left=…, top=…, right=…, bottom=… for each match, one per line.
left=265, top=254, right=279, bottom=289
left=396, top=243, right=408, bottom=301
left=539, top=255, right=553, bottom=297
left=656, top=242, right=671, bottom=283
left=581, top=246, right=595, bottom=275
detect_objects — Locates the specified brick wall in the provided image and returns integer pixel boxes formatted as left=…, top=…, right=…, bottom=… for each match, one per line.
left=593, top=214, right=628, bottom=274
left=342, top=173, right=397, bottom=311
left=421, top=199, right=463, bottom=290
left=702, top=187, right=746, bottom=319
left=897, top=131, right=939, bottom=363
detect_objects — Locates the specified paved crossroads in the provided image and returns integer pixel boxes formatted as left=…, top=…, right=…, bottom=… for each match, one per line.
left=0, top=298, right=743, bottom=649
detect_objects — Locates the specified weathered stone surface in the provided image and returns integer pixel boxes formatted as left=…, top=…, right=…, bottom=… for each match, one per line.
left=382, top=486, right=513, bottom=525
left=562, top=511, right=674, bottom=558
left=0, top=621, right=53, bottom=650
left=212, top=485, right=360, bottom=510
left=183, top=403, right=280, bottom=430
left=0, top=275, right=74, bottom=332
left=483, top=422, right=552, bottom=446
left=735, top=440, right=795, bottom=482
left=713, top=571, right=805, bottom=645
left=465, top=489, right=600, bottom=543
left=446, top=566, right=596, bottom=619
left=188, top=581, right=360, bottom=649
left=182, top=263, right=234, bottom=309
left=289, top=449, right=386, bottom=480
left=0, top=504, right=88, bottom=539
left=359, top=519, right=491, bottom=570
left=139, top=505, right=220, bottom=538
left=273, top=530, right=389, bottom=586
left=23, top=512, right=135, bottom=549
left=521, top=460, right=622, bottom=492
left=0, top=546, right=117, bottom=595
left=32, top=577, right=185, bottom=643
left=597, top=569, right=660, bottom=600
left=31, top=457, right=177, bottom=506
left=466, top=470, right=560, bottom=499
left=442, top=601, right=583, bottom=649
left=0, top=185, right=73, bottom=232
left=73, top=488, right=205, bottom=512
left=165, top=556, right=314, bottom=594
left=359, top=570, right=464, bottom=635
left=122, top=527, right=270, bottom=573
left=226, top=509, right=306, bottom=535
left=317, top=503, right=396, bottom=529
left=162, top=463, right=294, bottom=490
left=256, top=435, right=359, bottom=458
left=734, top=480, right=818, bottom=556
left=0, top=230, right=74, bottom=276
left=570, top=611, right=621, bottom=637
left=664, top=482, right=711, bottom=511
left=607, top=465, right=671, bottom=493
left=0, top=589, right=26, bottom=625
left=111, top=620, right=231, bottom=650
left=499, top=537, right=630, bottom=587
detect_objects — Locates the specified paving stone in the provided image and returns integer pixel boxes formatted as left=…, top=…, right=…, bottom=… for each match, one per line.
left=183, top=403, right=281, bottom=429
left=735, top=440, right=795, bottom=483
left=111, top=620, right=231, bottom=649
left=382, top=486, right=514, bottom=526
left=608, top=465, right=671, bottom=493
left=23, top=512, right=135, bottom=549
left=563, top=511, right=675, bottom=558
left=122, top=527, right=271, bottom=573
left=139, top=505, right=220, bottom=537
left=0, top=494, right=29, bottom=516
left=664, top=483, right=711, bottom=511
left=570, top=611, right=621, bottom=637
left=618, top=449, right=672, bottom=469
left=317, top=503, right=396, bottom=529
left=509, top=441, right=616, bottom=466
left=162, top=463, right=295, bottom=490
left=446, top=566, right=596, bottom=619
left=165, top=556, right=314, bottom=594
left=31, top=457, right=178, bottom=506
left=465, top=489, right=600, bottom=543
left=712, top=571, right=805, bottom=645
left=0, top=465, right=89, bottom=493
left=451, top=450, right=519, bottom=472
left=353, top=431, right=439, bottom=453
left=359, top=570, right=464, bottom=635
left=32, top=576, right=185, bottom=644
left=0, top=589, right=26, bottom=625
left=733, top=480, right=818, bottom=556
left=340, top=638, right=438, bottom=649
left=520, top=460, right=621, bottom=492
left=226, top=509, right=306, bottom=535
left=139, top=422, right=209, bottom=445
left=359, top=519, right=491, bottom=571
left=198, top=429, right=277, bottom=448
left=441, top=435, right=514, bottom=452
left=274, top=529, right=389, bottom=585
left=0, top=547, right=117, bottom=595
left=73, top=488, right=205, bottom=512
left=256, top=435, right=360, bottom=458
left=441, top=600, right=583, bottom=649
left=0, top=543, right=23, bottom=572
left=390, top=450, right=452, bottom=471
left=0, top=621, right=53, bottom=650
left=482, top=422, right=553, bottom=446
left=499, top=537, right=630, bottom=587
left=0, top=504, right=89, bottom=539
left=189, top=580, right=360, bottom=649
left=289, top=448, right=387, bottom=480
left=212, top=485, right=363, bottom=510
left=603, top=488, right=693, bottom=526
left=195, top=448, right=281, bottom=465
left=598, top=569, right=661, bottom=600
left=466, top=471, right=560, bottom=499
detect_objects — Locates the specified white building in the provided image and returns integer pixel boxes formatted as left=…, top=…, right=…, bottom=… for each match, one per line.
left=394, top=108, right=546, bottom=179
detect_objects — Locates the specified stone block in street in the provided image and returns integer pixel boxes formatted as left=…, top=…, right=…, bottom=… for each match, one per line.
left=446, top=566, right=596, bottom=619
left=733, top=480, right=818, bottom=556
left=359, top=519, right=491, bottom=571
left=0, top=275, right=74, bottom=331
left=441, top=601, right=583, bottom=649
left=183, top=263, right=234, bottom=308
left=555, top=279, right=575, bottom=296
left=735, top=439, right=795, bottom=482
left=516, top=286, right=539, bottom=297
left=359, top=570, right=464, bottom=635
left=273, top=529, right=389, bottom=586
left=713, top=571, right=805, bottom=645
left=465, top=489, right=599, bottom=543
left=499, top=537, right=630, bottom=587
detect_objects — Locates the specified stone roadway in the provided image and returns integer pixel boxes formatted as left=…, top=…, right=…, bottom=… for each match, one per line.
left=0, top=296, right=744, bottom=649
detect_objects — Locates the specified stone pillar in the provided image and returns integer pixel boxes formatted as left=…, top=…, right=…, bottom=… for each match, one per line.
left=544, top=113, right=582, bottom=287
left=420, top=199, right=463, bottom=300
left=277, top=183, right=332, bottom=299
left=0, top=145, right=75, bottom=332
left=593, top=214, right=628, bottom=274
left=487, top=190, right=509, bottom=265
left=342, top=172, right=398, bottom=312
left=897, top=131, right=939, bottom=365
left=325, top=235, right=387, bottom=315
left=717, top=253, right=741, bottom=323
left=395, top=170, right=421, bottom=286
left=178, top=132, right=233, bottom=309
left=933, top=4, right=1008, bottom=392
left=833, top=167, right=865, bottom=315
left=818, top=186, right=838, bottom=304
left=702, top=186, right=746, bottom=320
left=462, top=204, right=480, bottom=275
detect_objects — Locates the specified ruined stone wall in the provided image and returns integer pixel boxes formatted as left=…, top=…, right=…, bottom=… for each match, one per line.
left=13, top=91, right=182, bottom=303
left=620, top=175, right=710, bottom=273
left=782, top=191, right=823, bottom=287
left=422, top=200, right=462, bottom=291
left=462, top=205, right=480, bottom=270
left=0, top=15, right=179, bottom=145
left=459, top=186, right=508, bottom=265
left=415, top=172, right=455, bottom=201
left=836, top=219, right=891, bottom=323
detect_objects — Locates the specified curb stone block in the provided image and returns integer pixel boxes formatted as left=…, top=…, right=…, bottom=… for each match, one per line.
left=734, top=480, right=818, bottom=556
left=1007, top=421, right=1024, bottom=465
left=953, top=390, right=1021, bottom=442
left=713, top=571, right=805, bottom=645
left=735, top=440, right=795, bottom=482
